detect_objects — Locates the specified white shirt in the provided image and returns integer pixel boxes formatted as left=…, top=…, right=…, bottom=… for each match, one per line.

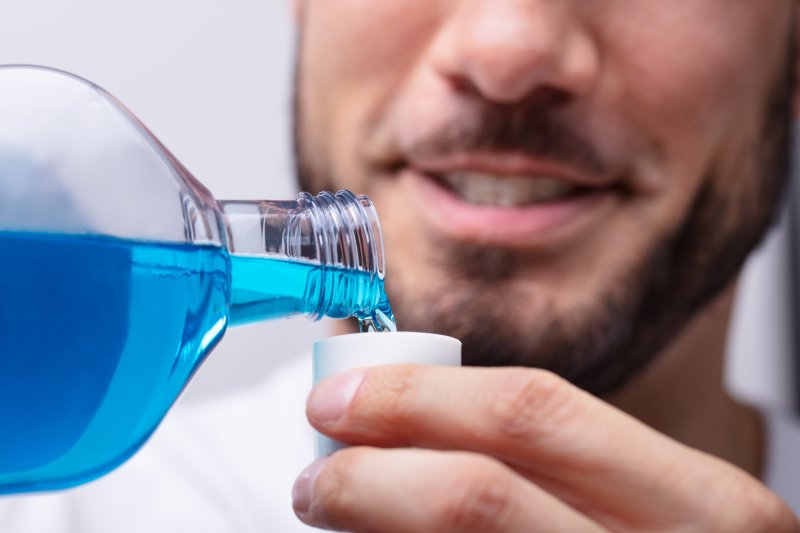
left=763, top=411, right=800, bottom=514
left=0, top=354, right=798, bottom=532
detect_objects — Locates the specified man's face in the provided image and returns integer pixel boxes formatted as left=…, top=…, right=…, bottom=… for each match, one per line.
left=294, top=1, right=795, bottom=393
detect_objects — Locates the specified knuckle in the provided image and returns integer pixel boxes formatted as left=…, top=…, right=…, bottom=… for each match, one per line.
left=744, top=490, right=799, bottom=532
left=488, top=369, right=573, bottom=442
left=709, top=476, right=799, bottom=533
left=364, top=366, right=422, bottom=427
left=310, top=448, right=364, bottom=525
left=434, top=456, right=514, bottom=531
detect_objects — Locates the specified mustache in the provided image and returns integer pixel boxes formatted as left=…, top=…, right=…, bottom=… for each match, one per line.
left=402, top=102, right=610, bottom=177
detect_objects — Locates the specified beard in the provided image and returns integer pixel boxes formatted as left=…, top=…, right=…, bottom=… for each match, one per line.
left=293, top=49, right=795, bottom=396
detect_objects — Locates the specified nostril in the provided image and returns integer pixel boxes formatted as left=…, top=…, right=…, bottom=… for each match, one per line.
left=518, top=87, right=572, bottom=110
left=446, top=74, right=571, bottom=109
left=447, top=73, right=483, bottom=98
left=446, top=72, right=573, bottom=116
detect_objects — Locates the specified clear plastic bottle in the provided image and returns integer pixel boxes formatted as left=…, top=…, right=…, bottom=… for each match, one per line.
left=0, top=65, right=394, bottom=494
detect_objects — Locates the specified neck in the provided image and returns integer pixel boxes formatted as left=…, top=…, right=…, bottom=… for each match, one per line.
left=604, top=283, right=764, bottom=476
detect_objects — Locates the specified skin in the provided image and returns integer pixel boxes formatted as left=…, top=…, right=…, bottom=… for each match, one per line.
left=291, top=0, right=800, bottom=530
left=295, top=0, right=794, bottom=394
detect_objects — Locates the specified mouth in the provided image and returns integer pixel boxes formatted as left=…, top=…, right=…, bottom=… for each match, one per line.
left=433, top=171, right=596, bottom=206
left=400, top=154, right=625, bottom=248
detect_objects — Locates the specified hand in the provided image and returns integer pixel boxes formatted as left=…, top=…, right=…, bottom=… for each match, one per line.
left=293, top=366, right=799, bottom=532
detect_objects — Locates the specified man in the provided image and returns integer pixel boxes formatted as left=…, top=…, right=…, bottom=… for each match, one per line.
left=288, top=0, right=800, bottom=530
left=2, top=0, right=800, bottom=531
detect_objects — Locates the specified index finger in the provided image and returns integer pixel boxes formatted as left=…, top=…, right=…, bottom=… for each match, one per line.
left=306, top=365, right=766, bottom=529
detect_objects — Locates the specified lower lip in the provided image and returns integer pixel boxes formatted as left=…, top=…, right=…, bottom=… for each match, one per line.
left=403, top=169, right=620, bottom=248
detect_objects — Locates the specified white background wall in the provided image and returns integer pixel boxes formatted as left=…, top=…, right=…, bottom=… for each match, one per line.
left=0, top=0, right=794, bottom=411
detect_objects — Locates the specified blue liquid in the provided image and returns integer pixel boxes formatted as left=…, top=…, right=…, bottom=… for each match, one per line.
left=0, top=232, right=393, bottom=493
left=229, top=254, right=395, bottom=329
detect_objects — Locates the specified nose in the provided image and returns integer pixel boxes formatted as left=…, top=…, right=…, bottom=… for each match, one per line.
left=428, top=0, right=600, bottom=104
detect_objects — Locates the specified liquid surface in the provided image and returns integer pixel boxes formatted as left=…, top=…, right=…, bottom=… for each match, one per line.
left=0, top=231, right=394, bottom=493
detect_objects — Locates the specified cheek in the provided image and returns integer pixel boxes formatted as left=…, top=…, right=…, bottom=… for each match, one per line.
left=596, top=1, right=790, bottom=235
left=300, top=1, right=441, bottom=183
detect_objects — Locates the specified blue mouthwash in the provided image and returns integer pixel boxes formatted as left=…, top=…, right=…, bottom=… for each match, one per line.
left=0, top=194, right=394, bottom=495
left=0, top=67, right=394, bottom=494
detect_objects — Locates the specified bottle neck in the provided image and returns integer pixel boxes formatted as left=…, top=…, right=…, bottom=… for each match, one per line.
left=218, top=190, right=393, bottom=329
left=218, top=191, right=385, bottom=278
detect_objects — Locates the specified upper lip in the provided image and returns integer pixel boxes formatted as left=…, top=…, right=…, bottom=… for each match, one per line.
left=406, top=151, right=618, bottom=189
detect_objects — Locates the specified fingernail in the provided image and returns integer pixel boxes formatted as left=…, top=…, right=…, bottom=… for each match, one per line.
left=292, top=458, right=328, bottom=516
left=308, top=370, right=365, bottom=425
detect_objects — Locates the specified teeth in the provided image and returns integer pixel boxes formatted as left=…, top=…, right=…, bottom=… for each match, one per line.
left=441, top=172, right=576, bottom=206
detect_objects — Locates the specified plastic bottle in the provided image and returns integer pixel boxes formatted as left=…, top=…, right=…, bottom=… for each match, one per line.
left=0, top=65, right=393, bottom=494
